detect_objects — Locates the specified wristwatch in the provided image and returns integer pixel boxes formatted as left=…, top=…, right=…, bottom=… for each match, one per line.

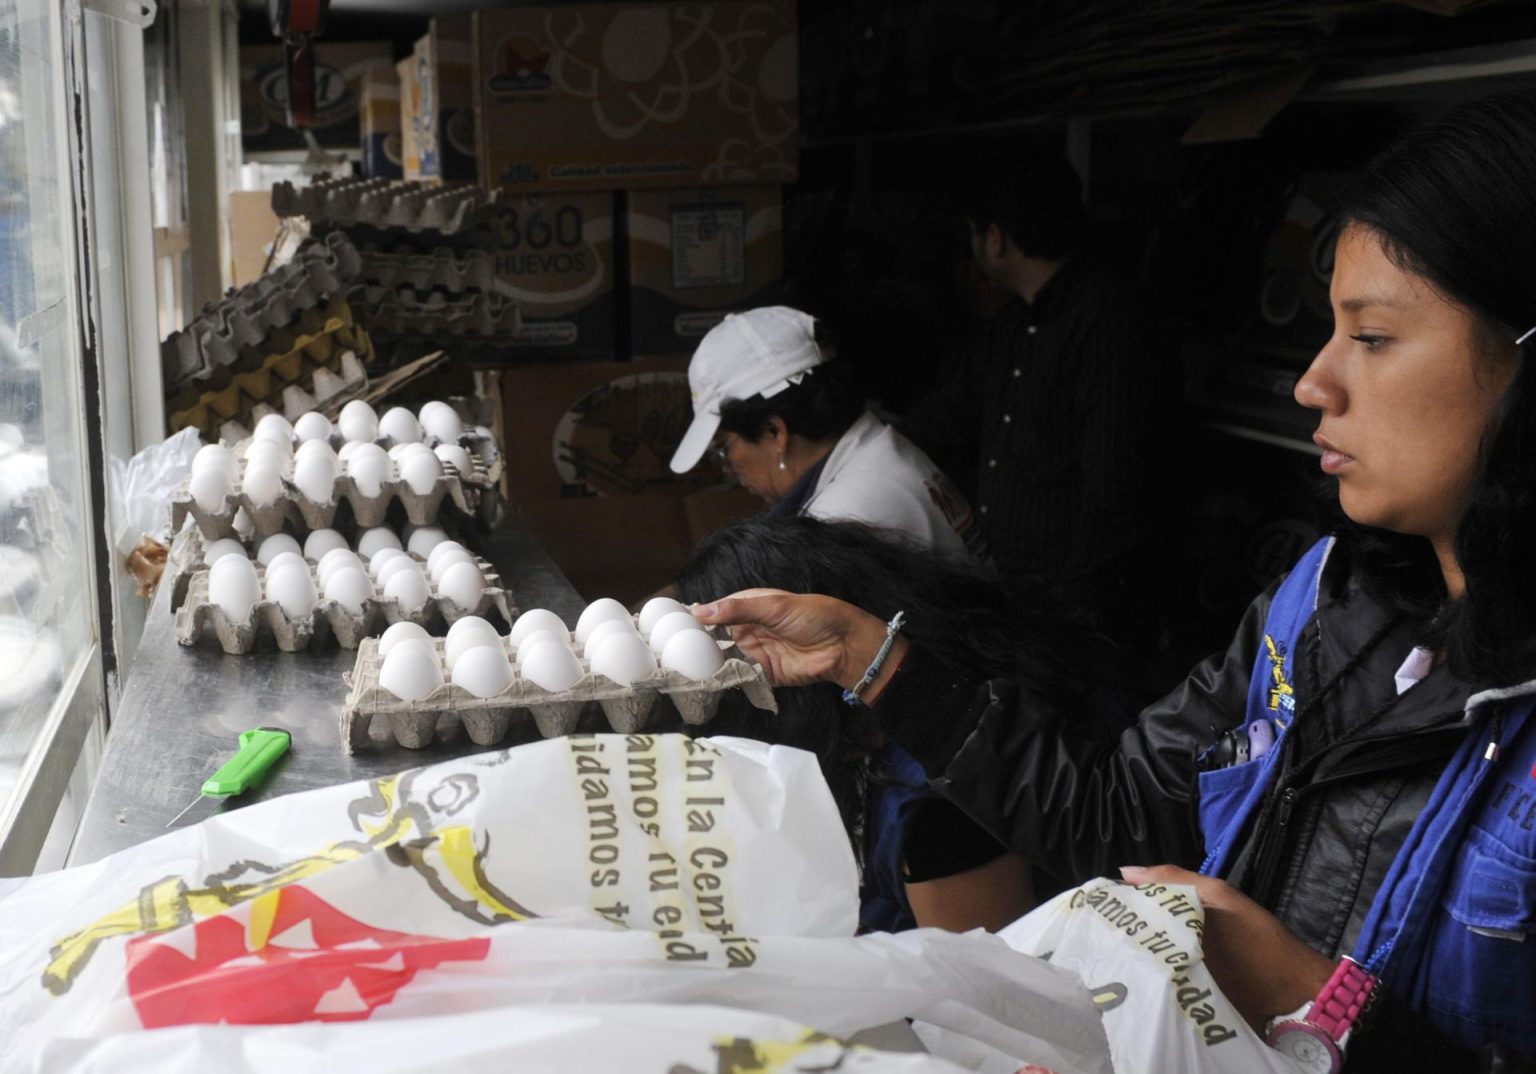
left=1265, top=957, right=1378, bottom=1074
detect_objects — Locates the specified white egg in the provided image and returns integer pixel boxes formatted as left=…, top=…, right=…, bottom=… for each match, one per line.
left=244, top=437, right=292, bottom=467
left=575, top=598, right=632, bottom=645
left=356, top=527, right=403, bottom=559
left=189, top=468, right=232, bottom=513
left=376, top=555, right=422, bottom=590
left=400, top=452, right=443, bottom=496
left=509, top=608, right=570, bottom=648
left=437, top=560, right=485, bottom=612
left=378, top=406, right=422, bottom=446
left=590, top=631, right=659, bottom=686
left=263, top=551, right=307, bottom=577
left=648, top=609, right=707, bottom=655
left=317, top=548, right=362, bottom=587
left=241, top=462, right=284, bottom=507
left=383, top=567, right=432, bottom=613
left=426, top=539, right=468, bottom=571
left=295, top=437, right=339, bottom=464
left=346, top=452, right=390, bottom=498
left=202, top=537, right=246, bottom=564
left=661, top=628, right=726, bottom=681
left=583, top=616, right=639, bottom=656
left=293, top=411, right=333, bottom=442
left=192, top=443, right=238, bottom=481
left=451, top=644, right=514, bottom=698
left=428, top=547, right=476, bottom=585
left=303, top=528, right=348, bottom=561
left=256, top=533, right=302, bottom=565
left=323, top=566, right=374, bottom=615
left=338, top=399, right=379, bottom=443
left=232, top=508, right=255, bottom=538
left=337, top=440, right=364, bottom=462
left=419, top=403, right=463, bottom=444
left=378, top=620, right=432, bottom=658
left=293, top=454, right=337, bottom=503
left=406, top=526, right=449, bottom=558
left=253, top=413, right=295, bottom=443
left=387, top=441, right=431, bottom=463
left=434, top=443, right=475, bottom=479
left=638, top=596, right=691, bottom=636
left=378, top=643, right=444, bottom=702
left=207, top=556, right=260, bottom=620
left=368, top=546, right=409, bottom=577
left=518, top=638, right=585, bottom=693
left=445, top=616, right=503, bottom=670
left=514, top=628, right=571, bottom=667
left=264, top=566, right=316, bottom=619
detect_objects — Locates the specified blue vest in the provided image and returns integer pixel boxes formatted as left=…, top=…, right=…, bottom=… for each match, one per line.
left=1197, top=538, right=1536, bottom=1057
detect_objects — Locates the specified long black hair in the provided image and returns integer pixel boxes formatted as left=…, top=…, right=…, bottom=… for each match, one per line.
left=675, top=515, right=1127, bottom=829
left=1329, top=89, right=1536, bottom=685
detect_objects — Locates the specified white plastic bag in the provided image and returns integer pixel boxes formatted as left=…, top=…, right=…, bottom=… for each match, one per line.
left=108, top=426, right=202, bottom=559
left=0, top=734, right=1109, bottom=1074
left=998, top=877, right=1306, bottom=1074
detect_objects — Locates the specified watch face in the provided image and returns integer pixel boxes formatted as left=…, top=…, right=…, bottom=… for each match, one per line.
left=1272, top=1024, right=1341, bottom=1074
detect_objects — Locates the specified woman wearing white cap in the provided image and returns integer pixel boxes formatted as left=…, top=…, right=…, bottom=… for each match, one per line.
left=670, top=306, right=980, bottom=560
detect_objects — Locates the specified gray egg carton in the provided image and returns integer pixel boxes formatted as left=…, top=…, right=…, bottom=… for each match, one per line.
left=355, top=247, right=498, bottom=293
left=171, top=433, right=501, bottom=541
left=272, top=178, right=491, bottom=234
left=175, top=555, right=515, bottom=654
left=162, top=233, right=363, bottom=394
left=339, top=628, right=777, bottom=753
left=211, top=348, right=370, bottom=447
left=348, top=286, right=522, bottom=340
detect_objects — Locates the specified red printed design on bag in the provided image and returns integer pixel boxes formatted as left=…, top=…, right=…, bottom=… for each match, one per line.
left=125, top=884, right=490, bottom=1027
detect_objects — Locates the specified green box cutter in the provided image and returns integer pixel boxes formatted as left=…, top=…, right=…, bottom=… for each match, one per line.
left=166, top=727, right=291, bottom=828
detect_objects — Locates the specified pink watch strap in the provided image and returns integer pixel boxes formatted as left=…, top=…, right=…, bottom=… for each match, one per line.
left=1308, top=957, right=1379, bottom=1041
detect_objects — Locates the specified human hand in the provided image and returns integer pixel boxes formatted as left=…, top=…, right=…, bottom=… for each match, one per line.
left=1120, top=865, right=1334, bottom=1032
left=693, top=588, right=907, bottom=695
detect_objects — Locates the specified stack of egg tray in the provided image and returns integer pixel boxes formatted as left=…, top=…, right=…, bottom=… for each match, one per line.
left=175, top=555, right=515, bottom=655
left=168, top=308, right=374, bottom=442
left=170, top=430, right=502, bottom=540
left=340, top=628, right=777, bottom=753
left=162, top=232, right=362, bottom=396
left=271, top=178, right=491, bottom=234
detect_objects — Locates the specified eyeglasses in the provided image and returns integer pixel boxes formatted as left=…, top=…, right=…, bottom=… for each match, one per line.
left=709, top=435, right=733, bottom=465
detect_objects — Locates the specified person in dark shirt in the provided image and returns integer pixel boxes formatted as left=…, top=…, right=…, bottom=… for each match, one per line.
left=903, top=157, right=1179, bottom=660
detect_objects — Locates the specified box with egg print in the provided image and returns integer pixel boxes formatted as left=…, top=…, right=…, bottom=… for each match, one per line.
left=172, top=525, right=517, bottom=655
left=339, top=596, right=776, bottom=753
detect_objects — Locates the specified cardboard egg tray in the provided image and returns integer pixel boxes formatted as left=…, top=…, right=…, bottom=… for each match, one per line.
left=272, top=178, right=491, bottom=234
left=162, top=232, right=362, bottom=394
left=168, top=302, right=374, bottom=442
left=171, top=434, right=500, bottom=540
left=349, top=286, right=521, bottom=340
left=339, top=629, right=778, bottom=753
left=354, top=247, right=498, bottom=293
left=174, top=555, right=516, bottom=654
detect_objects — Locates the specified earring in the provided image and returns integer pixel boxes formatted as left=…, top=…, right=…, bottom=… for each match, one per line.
left=778, top=457, right=787, bottom=471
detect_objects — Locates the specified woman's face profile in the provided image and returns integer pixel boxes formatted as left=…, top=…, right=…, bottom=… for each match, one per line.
left=1294, top=223, right=1520, bottom=544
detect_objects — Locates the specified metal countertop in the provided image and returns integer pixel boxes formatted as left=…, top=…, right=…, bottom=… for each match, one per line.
left=67, top=517, right=590, bottom=867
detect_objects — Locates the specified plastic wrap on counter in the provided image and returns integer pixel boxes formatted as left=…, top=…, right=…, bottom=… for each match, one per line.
left=339, top=624, right=777, bottom=753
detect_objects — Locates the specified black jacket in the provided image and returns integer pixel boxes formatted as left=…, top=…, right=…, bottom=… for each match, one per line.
left=872, top=548, right=1523, bottom=1071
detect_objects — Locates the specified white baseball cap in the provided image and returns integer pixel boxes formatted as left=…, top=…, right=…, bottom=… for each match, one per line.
left=669, top=306, right=827, bottom=473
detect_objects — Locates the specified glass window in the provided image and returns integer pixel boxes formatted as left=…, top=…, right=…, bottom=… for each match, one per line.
left=0, top=0, right=106, bottom=872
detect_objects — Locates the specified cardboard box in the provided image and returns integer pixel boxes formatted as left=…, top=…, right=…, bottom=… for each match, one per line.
left=472, top=2, right=798, bottom=193
left=359, top=68, right=403, bottom=179
left=485, top=192, right=617, bottom=362
left=626, top=186, right=785, bottom=357
left=397, top=51, right=425, bottom=180
left=227, top=191, right=280, bottom=287
left=240, top=41, right=394, bottom=153
left=417, top=16, right=478, bottom=181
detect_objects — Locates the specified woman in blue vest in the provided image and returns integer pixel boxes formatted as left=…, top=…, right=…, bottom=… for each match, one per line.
left=694, top=89, right=1536, bottom=1073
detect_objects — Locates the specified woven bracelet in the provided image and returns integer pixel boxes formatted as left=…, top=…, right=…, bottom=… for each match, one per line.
left=842, top=610, right=907, bottom=706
